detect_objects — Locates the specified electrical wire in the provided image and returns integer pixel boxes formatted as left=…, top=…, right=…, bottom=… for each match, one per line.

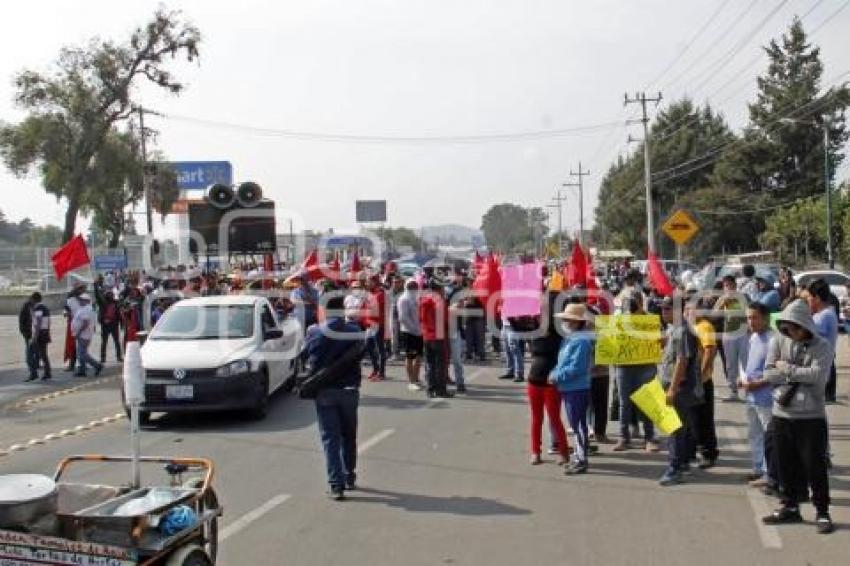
left=152, top=112, right=626, bottom=144
left=644, top=0, right=735, bottom=91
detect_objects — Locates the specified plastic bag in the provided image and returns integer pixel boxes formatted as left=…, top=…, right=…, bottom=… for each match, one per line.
left=629, top=377, right=682, bottom=435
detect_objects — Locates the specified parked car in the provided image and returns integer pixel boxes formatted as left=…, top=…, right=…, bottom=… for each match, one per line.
left=130, top=295, right=303, bottom=423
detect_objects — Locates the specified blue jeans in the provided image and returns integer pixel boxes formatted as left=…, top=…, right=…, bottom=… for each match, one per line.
left=564, top=389, right=590, bottom=465
left=615, top=364, right=656, bottom=442
left=505, top=328, right=525, bottom=378
left=315, top=388, right=359, bottom=489
left=667, top=400, right=695, bottom=473
left=75, top=337, right=101, bottom=375
left=451, top=334, right=465, bottom=386
left=747, top=403, right=772, bottom=476
left=24, top=338, right=38, bottom=378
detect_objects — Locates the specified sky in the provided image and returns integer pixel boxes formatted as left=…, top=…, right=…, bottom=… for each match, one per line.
left=1, top=0, right=850, bottom=239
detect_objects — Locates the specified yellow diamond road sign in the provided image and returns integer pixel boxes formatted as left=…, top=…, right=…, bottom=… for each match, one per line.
left=662, top=209, right=699, bottom=246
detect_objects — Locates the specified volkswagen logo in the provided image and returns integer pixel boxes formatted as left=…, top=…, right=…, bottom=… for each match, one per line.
left=173, top=368, right=187, bottom=381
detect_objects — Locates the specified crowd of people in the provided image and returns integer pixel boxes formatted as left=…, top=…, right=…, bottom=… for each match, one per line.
left=14, top=258, right=841, bottom=533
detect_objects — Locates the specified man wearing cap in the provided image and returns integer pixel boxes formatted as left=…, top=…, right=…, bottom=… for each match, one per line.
left=753, top=275, right=781, bottom=312
left=761, top=299, right=834, bottom=534
left=70, top=293, right=103, bottom=377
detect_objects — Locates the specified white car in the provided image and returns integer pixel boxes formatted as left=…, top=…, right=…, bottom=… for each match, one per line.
left=133, top=295, right=303, bottom=423
left=794, top=270, right=850, bottom=301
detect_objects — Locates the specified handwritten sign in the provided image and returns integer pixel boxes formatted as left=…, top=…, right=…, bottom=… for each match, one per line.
left=630, top=377, right=682, bottom=434
left=0, top=530, right=136, bottom=566
left=501, top=262, right=542, bottom=318
left=594, top=314, right=662, bottom=365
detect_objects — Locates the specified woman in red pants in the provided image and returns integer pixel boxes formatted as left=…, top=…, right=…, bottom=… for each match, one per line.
left=527, top=290, right=569, bottom=465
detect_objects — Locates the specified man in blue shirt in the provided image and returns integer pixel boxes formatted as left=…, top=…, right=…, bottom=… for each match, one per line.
left=804, top=279, right=838, bottom=403
left=753, top=275, right=781, bottom=312
left=737, top=302, right=775, bottom=486
left=306, top=293, right=366, bottom=500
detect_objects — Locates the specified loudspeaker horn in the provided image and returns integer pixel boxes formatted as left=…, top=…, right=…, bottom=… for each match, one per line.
left=236, top=181, right=263, bottom=208
left=206, top=183, right=236, bottom=209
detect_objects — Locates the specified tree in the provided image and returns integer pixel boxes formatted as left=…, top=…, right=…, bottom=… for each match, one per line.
left=374, top=226, right=425, bottom=252
left=713, top=18, right=850, bottom=200
left=594, top=99, right=733, bottom=256
left=480, top=204, right=548, bottom=253
left=0, top=8, right=200, bottom=242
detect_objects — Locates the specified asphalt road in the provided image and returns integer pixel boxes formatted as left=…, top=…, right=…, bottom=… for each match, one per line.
left=0, top=315, right=848, bottom=565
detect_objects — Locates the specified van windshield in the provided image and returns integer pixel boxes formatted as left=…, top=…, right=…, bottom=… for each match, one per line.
left=151, top=305, right=254, bottom=340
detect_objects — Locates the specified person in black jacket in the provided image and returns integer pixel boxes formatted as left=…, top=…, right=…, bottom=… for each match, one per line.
left=19, top=294, right=37, bottom=381
left=526, top=290, right=570, bottom=465
left=29, top=292, right=52, bottom=381
left=305, top=293, right=367, bottom=500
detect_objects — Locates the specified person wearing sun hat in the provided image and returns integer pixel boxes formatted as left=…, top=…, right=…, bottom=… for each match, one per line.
left=551, top=302, right=594, bottom=475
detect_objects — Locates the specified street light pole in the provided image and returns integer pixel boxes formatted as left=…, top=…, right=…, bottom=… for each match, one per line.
left=552, top=189, right=568, bottom=256
left=823, top=123, right=834, bottom=269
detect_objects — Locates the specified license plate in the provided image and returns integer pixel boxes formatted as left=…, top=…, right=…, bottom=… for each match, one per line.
left=166, top=385, right=194, bottom=400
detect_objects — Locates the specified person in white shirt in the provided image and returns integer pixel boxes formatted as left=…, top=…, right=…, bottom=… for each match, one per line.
left=71, top=293, right=103, bottom=377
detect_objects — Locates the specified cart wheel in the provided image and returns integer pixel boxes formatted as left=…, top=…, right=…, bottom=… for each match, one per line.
left=185, top=478, right=219, bottom=563
left=165, top=545, right=212, bottom=566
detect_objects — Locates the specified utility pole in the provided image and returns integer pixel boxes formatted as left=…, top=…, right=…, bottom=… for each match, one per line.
left=624, top=91, right=662, bottom=254
left=563, top=161, right=590, bottom=247
left=552, top=188, right=568, bottom=256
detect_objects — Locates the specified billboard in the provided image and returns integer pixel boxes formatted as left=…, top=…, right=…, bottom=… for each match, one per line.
left=168, top=161, right=233, bottom=190
left=188, top=201, right=276, bottom=254
left=355, top=200, right=387, bottom=223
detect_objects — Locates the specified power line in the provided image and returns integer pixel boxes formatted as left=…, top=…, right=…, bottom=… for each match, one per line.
left=809, top=0, right=850, bottom=35
left=644, top=0, right=734, bottom=90
left=152, top=112, right=626, bottom=144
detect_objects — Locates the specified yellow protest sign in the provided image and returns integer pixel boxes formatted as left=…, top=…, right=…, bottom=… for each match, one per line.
left=594, top=314, right=662, bottom=365
left=630, top=377, right=682, bottom=435
left=548, top=270, right=564, bottom=291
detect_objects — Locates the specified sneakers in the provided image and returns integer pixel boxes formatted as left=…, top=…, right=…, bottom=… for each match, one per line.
left=659, top=469, right=683, bottom=486
left=816, top=513, right=834, bottom=534
left=328, top=487, right=345, bottom=501
left=25, top=375, right=38, bottom=382
left=455, top=385, right=467, bottom=394
left=94, top=364, right=103, bottom=377
left=749, top=476, right=770, bottom=488
left=564, top=461, right=588, bottom=475
left=645, top=440, right=661, bottom=453
left=512, top=376, right=525, bottom=383
left=408, top=382, right=422, bottom=392
left=697, top=457, right=717, bottom=470
left=745, top=472, right=763, bottom=482
left=345, top=475, right=357, bottom=491
left=367, top=372, right=380, bottom=382
left=612, top=440, right=630, bottom=452
left=530, top=454, right=543, bottom=465
left=762, top=506, right=802, bottom=525
left=498, top=373, right=514, bottom=380
left=547, top=446, right=560, bottom=455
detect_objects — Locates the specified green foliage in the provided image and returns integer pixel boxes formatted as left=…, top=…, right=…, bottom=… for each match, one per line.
left=374, top=226, right=425, bottom=251
left=0, top=209, right=62, bottom=247
left=481, top=204, right=548, bottom=253
left=0, top=7, right=200, bottom=242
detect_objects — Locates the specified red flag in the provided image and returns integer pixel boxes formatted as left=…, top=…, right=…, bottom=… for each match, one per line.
left=349, top=252, right=361, bottom=275
left=473, top=251, right=484, bottom=271
left=472, top=253, right=501, bottom=319
left=51, top=235, right=90, bottom=280
left=329, top=253, right=341, bottom=280
left=566, top=242, right=587, bottom=287
left=647, top=252, right=675, bottom=297
left=302, top=249, right=318, bottom=270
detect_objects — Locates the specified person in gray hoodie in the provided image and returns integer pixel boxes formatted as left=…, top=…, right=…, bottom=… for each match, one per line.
left=761, top=299, right=834, bottom=534
left=397, top=279, right=424, bottom=391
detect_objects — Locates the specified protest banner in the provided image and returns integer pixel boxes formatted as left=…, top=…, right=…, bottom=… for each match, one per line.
left=630, top=377, right=682, bottom=435
left=594, top=314, right=662, bottom=365
left=501, top=262, right=542, bottom=318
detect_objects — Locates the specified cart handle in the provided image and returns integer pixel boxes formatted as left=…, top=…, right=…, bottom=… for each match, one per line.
left=53, top=455, right=215, bottom=497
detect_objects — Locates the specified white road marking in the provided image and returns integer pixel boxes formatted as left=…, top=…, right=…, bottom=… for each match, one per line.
left=358, top=428, right=395, bottom=454
left=220, top=494, right=291, bottom=542
left=719, top=423, right=782, bottom=549
left=746, top=489, right=783, bottom=549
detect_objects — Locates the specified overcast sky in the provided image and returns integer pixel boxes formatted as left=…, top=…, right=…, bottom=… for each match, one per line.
left=2, top=0, right=849, bottom=238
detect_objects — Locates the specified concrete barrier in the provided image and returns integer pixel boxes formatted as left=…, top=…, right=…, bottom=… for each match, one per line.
left=0, top=292, right=65, bottom=315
